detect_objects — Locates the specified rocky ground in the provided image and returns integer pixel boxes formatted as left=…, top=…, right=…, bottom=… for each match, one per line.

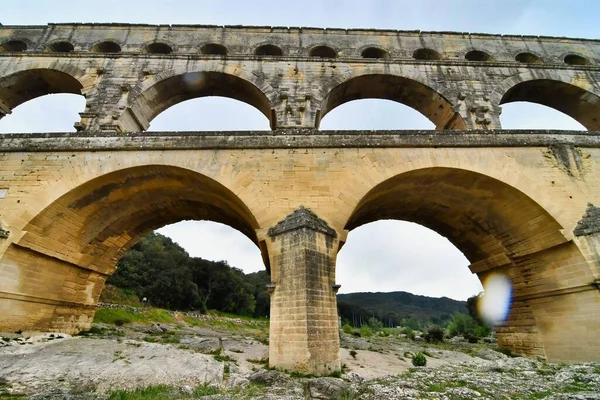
left=1, top=308, right=599, bottom=399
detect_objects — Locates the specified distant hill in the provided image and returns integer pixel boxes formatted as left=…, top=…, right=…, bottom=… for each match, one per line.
left=337, top=291, right=468, bottom=329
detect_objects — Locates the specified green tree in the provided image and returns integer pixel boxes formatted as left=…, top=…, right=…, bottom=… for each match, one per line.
left=367, top=317, right=383, bottom=330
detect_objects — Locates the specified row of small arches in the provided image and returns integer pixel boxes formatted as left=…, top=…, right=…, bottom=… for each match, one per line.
left=0, top=38, right=594, bottom=65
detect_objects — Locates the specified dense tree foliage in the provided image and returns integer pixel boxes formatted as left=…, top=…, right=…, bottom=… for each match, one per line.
left=337, top=291, right=468, bottom=329
left=108, top=233, right=270, bottom=317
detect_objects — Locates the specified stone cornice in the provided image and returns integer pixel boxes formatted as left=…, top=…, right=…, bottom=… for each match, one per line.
left=268, top=206, right=337, bottom=238
left=0, top=130, right=599, bottom=152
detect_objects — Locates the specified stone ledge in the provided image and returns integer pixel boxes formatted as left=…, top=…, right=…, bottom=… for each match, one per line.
left=1, top=130, right=599, bottom=152
left=268, top=206, right=336, bottom=238
left=5, top=23, right=600, bottom=43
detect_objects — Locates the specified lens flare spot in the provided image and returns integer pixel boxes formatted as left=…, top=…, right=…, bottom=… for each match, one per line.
left=182, top=72, right=207, bottom=90
left=478, top=273, right=513, bottom=324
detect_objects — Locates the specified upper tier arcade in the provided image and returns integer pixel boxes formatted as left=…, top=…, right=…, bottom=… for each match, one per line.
left=1, top=23, right=600, bottom=131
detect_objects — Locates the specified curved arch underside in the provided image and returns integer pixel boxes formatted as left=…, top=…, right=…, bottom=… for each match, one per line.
left=0, top=69, right=83, bottom=112
left=21, top=165, right=261, bottom=273
left=500, top=79, right=600, bottom=130
left=319, top=74, right=466, bottom=130
left=345, top=168, right=566, bottom=266
left=130, top=71, right=273, bottom=129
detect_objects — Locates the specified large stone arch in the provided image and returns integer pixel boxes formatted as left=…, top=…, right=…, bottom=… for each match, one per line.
left=0, top=63, right=92, bottom=120
left=120, top=66, right=278, bottom=131
left=0, top=164, right=266, bottom=334
left=343, top=167, right=599, bottom=362
left=492, top=70, right=600, bottom=130
left=317, top=71, right=466, bottom=130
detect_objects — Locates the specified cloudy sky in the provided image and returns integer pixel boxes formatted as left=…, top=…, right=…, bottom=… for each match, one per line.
left=0, top=1, right=595, bottom=300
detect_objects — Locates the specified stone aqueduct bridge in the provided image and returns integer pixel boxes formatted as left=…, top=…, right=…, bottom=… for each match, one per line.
left=0, top=23, right=600, bottom=374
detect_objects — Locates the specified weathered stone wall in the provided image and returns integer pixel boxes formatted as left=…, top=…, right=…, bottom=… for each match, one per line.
left=1, top=24, right=600, bottom=132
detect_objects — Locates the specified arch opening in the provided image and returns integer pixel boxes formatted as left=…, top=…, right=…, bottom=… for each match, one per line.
left=342, top=167, right=596, bottom=359
left=0, top=68, right=84, bottom=122
left=47, top=41, right=74, bottom=53
left=361, top=47, right=389, bottom=60
left=337, top=220, right=479, bottom=300
left=21, top=165, right=266, bottom=275
left=319, top=74, right=465, bottom=129
left=309, top=45, right=337, bottom=58
left=200, top=43, right=227, bottom=56
left=255, top=44, right=283, bottom=56
left=102, top=220, right=269, bottom=315
left=143, top=42, right=173, bottom=54
left=319, top=98, right=435, bottom=130
left=465, top=50, right=493, bottom=62
left=2, top=165, right=268, bottom=332
left=500, top=79, right=600, bottom=130
left=500, top=102, right=586, bottom=130
left=147, top=96, right=271, bottom=131
left=91, top=41, right=121, bottom=53
left=413, top=48, right=442, bottom=61
left=0, top=93, right=86, bottom=133
left=345, top=167, right=564, bottom=265
left=0, top=40, right=27, bottom=52
left=129, top=71, right=274, bottom=130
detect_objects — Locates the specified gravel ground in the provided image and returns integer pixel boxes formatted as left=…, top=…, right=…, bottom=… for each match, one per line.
left=1, top=319, right=599, bottom=399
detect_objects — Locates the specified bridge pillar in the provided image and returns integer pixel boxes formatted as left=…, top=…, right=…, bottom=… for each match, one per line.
left=266, top=207, right=341, bottom=375
left=0, top=243, right=107, bottom=334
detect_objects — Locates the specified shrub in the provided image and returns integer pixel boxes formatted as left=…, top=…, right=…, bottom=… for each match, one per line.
left=349, top=350, right=357, bottom=359
left=412, top=352, right=427, bottom=367
left=342, top=324, right=353, bottom=334
left=402, top=327, right=415, bottom=340
left=475, top=324, right=491, bottom=338
left=425, top=326, right=444, bottom=343
left=367, top=317, right=383, bottom=330
left=359, top=325, right=373, bottom=337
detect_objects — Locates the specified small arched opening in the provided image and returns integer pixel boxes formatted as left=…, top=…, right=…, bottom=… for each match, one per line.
left=0, top=40, right=27, bottom=52
left=200, top=43, right=227, bottom=56
left=91, top=41, right=122, bottom=53
left=143, top=42, right=173, bottom=54
left=255, top=44, right=283, bottom=56
left=564, top=54, right=591, bottom=66
left=413, top=48, right=442, bottom=61
left=47, top=41, right=75, bottom=53
left=361, top=47, right=389, bottom=60
left=515, top=52, right=543, bottom=64
left=309, top=45, right=337, bottom=58
left=465, top=50, right=493, bottom=62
